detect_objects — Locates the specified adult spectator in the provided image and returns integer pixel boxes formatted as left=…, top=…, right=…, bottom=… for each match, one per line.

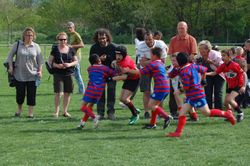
left=7, top=27, right=44, bottom=118
left=168, top=21, right=197, bottom=119
left=135, top=27, right=146, bottom=64
left=244, top=39, right=250, bottom=107
left=198, top=40, right=225, bottom=109
left=89, top=28, right=117, bottom=120
left=67, top=21, right=85, bottom=94
left=137, top=31, right=168, bottom=119
left=48, top=32, right=78, bottom=118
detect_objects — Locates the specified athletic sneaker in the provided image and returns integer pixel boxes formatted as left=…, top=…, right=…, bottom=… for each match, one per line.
left=128, top=115, right=139, bottom=125
left=142, top=124, right=157, bottom=129
left=236, top=113, right=244, bottom=122
left=77, top=120, right=85, bottom=129
left=136, top=109, right=141, bottom=114
left=163, top=115, right=173, bottom=129
left=93, top=115, right=100, bottom=128
left=119, top=102, right=127, bottom=109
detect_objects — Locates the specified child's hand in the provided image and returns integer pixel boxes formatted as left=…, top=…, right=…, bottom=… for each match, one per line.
left=201, top=79, right=207, bottom=86
left=121, top=67, right=129, bottom=74
left=111, top=60, right=117, bottom=69
left=239, top=86, right=246, bottom=94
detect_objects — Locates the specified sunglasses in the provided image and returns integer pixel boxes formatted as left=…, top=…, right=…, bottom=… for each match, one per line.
left=58, top=39, right=67, bottom=41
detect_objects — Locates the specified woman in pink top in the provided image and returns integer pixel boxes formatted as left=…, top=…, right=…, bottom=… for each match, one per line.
left=198, top=40, right=225, bottom=109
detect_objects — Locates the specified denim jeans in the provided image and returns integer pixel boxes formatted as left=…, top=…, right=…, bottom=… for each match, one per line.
left=74, top=62, right=85, bottom=93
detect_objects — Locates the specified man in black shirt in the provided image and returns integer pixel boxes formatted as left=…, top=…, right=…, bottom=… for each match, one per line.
left=89, top=28, right=117, bottom=120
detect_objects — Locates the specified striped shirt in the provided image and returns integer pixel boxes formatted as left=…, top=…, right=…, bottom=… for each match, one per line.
left=83, top=64, right=114, bottom=103
left=140, top=60, right=170, bottom=93
left=169, top=63, right=207, bottom=100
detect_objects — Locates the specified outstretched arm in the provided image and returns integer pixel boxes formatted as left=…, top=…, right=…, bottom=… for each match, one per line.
left=112, top=74, right=128, bottom=81
left=206, top=71, right=217, bottom=76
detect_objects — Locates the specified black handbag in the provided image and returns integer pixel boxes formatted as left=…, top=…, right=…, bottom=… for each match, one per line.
left=3, top=41, right=19, bottom=87
left=45, top=61, right=54, bottom=74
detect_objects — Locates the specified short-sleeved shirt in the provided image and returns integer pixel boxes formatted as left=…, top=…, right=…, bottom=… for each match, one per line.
left=169, top=63, right=207, bottom=101
left=89, top=43, right=117, bottom=67
left=246, top=51, right=250, bottom=78
left=168, top=34, right=197, bottom=55
left=7, top=40, right=44, bottom=82
left=216, top=61, right=244, bottom=89
left=140, top=60, right=170, bottom=93
left=137, top=40, right=168, bottom=61
left=50, top=45, right=76, bottom=76
left=83, top=64, right=114, bottom=103
left=117, top=55, right=139, bottom=80
left=69, top=31, right=83, bottom=58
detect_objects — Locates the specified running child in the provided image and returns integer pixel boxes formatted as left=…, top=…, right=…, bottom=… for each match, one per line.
left=77, top=54, right=115, bottom=129
left=207, top=49, right=246, bottom=122
left=123, top=47, right=172, bottom=129
left=167, top=52, right=236, bottom=137
left=167, top=53, right=198, bottom=121
left=111, top=45, right=141, bottom=125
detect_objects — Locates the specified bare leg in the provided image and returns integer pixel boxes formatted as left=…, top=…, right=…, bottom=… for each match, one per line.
left=54, top=93, right=61, bottom=117
left=63, top=92, right=71, bottom=117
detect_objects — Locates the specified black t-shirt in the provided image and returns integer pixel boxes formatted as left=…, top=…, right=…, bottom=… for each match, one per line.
left=89, top=43, right=117, bottom=67
left=50, top=45, right=76, bottom=76
left=246, top=51, right=250, bottom=78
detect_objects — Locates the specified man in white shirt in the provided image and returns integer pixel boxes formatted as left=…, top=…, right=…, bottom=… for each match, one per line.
left=137, top=31, right=168, bottom=119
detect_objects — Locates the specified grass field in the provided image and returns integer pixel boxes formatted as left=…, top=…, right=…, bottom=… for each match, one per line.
left=0, top=44, right=250, bottom=166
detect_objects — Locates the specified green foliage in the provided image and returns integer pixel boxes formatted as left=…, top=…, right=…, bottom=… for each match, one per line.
left=0, top=0, right=250, bottom=44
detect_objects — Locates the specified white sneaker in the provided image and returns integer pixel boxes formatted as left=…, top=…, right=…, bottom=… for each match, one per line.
left=119, top=102, right=127, bottom=109
left=77, top=120, right=85, bottom=129
left=93, top=115, right=100, bottom=128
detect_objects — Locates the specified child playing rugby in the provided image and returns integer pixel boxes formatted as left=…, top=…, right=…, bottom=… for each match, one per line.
left=167, top=52, right=236, bottom=137
left=77, top=54, right=115, bottom=129
left=123, top=47, right=172, bottom=129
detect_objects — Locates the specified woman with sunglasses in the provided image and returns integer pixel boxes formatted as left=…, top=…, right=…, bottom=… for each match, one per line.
left=48, top=32, right=78, bottom=118
left=6, top=27, right=44, bottom=118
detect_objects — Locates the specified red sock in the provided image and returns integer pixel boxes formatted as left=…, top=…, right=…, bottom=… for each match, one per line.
left=150, top=110, right=157, bottom=125
left=81, top=105, right=87, bottom=113
left=155, top=107, right=168, bottom=119
left=176, top=115, right=186, bottom=133
left=190, top=112, right=198, bottom=120
left=82, top=114, right=89, bottom=122
left=210, top=109, right=225, bottom=117
left=86, top=107, right=96, bottom=119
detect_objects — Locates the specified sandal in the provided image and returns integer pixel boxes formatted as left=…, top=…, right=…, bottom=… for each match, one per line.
left=14, top=112, right=21, bottom=117
left=27, top=115, right=34, bottom=118
left=63, top=112, right=71, bottom=118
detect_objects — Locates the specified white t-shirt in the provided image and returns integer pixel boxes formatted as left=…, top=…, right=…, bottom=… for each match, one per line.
left=137, top=40, right=168, bottom=60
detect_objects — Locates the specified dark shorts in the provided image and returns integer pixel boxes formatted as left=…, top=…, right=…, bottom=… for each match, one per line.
left=53, top=74, right=74, bottom=93
left=226, top=86, right=241, bottom=94
left=140, top=75, right=152, bottom=92
left=122, top=79, right=140, bottom=92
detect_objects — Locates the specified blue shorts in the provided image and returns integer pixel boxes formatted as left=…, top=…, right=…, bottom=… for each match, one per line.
left=185, top=97, right=207, bottom=108
left=150, top=92, right=169, bottom=102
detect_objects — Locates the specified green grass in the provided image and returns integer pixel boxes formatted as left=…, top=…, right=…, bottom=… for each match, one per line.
left=0, top=45, right=250, bottom=166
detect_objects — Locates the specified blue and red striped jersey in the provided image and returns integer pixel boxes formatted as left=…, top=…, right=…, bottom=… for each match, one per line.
left=140, top=60, right=170, bottom=93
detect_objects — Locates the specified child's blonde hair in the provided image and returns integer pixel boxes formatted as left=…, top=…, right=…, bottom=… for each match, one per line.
left=235, top=46, right=244, bottom=55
